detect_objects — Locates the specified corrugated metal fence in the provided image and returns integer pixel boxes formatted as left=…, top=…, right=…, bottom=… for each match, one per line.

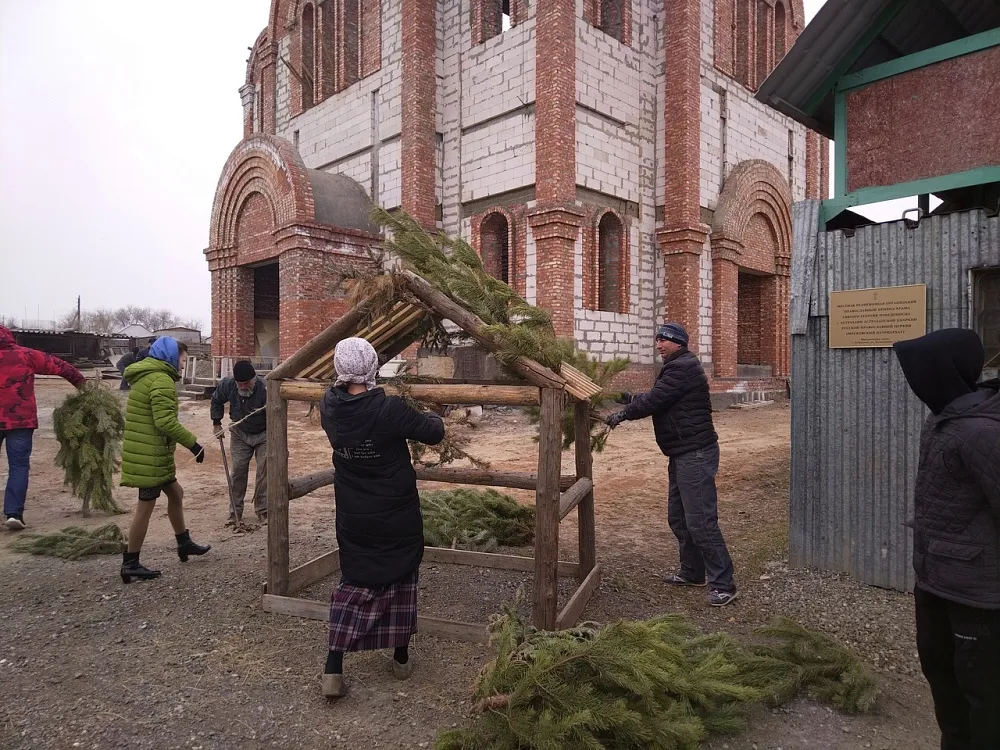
left=789, top=201, right=1000, bottom=591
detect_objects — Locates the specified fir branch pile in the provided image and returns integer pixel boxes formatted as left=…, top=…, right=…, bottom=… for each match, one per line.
left=422, top=488, right=534, bottom=551
left=52, top=382, right=126, bottom=515
left=341, top=209, right=629, bottom=452
left=436, top=605, right=877, bottom=750
left=11, top=524, right=127, bottom=560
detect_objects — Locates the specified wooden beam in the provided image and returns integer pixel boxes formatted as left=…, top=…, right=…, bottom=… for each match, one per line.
left=423, top=546, right=581, bottom=577
left=558, top=477, right=594, bottom=520
left=280, top=380, right=541, bottom=406
left=265, top=380, right=290, bottom=596
left=287, top=466, right=578, bottom=498
left=574, top=401, right=597, bottom=577
left=401, top=270, right=567, bottom=391
left=288, top=468, right=336, bottom=500
left=261, top=594, right=489, bottom=644
left=267, top=304, right=367, bottom=380
left=556, top=564, right=602, bottom=630
left=533, top=387, right=563, bottom=630
left=287, top=549, right=341, bottom=595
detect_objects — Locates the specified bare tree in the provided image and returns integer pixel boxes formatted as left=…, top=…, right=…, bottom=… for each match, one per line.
left=58, top=306, right=202, bottom=335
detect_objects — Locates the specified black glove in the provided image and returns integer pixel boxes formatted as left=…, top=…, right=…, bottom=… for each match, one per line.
left=615, top=392, right=633, bottom=405
left=212, top=421, right=223, bottom=438
left=190, top=442, right=206, bottom=464
left=212, top=421, right=222, bottom=428
left=605, top=412, right=627, bottom=430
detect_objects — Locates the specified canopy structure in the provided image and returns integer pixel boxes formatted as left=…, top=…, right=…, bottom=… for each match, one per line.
left=261, top=270, right=604, bottom=640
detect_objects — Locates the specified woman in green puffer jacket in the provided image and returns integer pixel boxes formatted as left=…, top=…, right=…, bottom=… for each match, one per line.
left=120, top=337, right=211, bottom=583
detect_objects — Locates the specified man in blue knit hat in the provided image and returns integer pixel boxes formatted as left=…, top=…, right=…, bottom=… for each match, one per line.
left=605, top=322, right=738, bottom=607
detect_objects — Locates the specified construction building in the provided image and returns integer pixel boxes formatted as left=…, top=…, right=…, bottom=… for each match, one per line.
left=206, top=0, right=829, bottom=390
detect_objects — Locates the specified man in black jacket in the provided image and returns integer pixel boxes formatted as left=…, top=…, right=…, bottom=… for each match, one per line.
left=605, top=323, right=738, bottom=607
left=116, top=347, right=140, bottom=391
left=211, top=360, right=268, bottom=523
left=895, top=329, right=1000, bottom=748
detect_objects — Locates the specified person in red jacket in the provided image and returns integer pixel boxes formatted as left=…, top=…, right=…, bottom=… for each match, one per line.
left=0, top=326, right=86, bottom=530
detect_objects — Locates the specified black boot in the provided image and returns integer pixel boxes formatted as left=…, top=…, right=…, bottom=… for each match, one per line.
left=176, top=530, right=211, bottom=562
left=121, top=552, right=161, bottom=584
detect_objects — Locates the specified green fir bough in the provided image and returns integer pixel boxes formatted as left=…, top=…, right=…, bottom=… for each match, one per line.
left=52, top=382, right=126, bottom=515
left=421, top=488, right=534, bottom=551
left=11, top=524, right=127, bottom=560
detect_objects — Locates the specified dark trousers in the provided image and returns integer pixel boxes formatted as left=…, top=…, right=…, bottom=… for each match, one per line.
left=0, top=429, right=34, bottom=517
left=229, top=429, right=267, bottom=518
left=916, top=587, right=1000, bottom=749
left=667, top=442, right=735, bottom=592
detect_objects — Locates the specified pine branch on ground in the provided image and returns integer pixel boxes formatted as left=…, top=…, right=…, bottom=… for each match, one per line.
left=421, top=488, right=534, bottom=551
left=436, top=601, right=878, bottom=750
left=52, top=382, right=126, bottom=515
left=10, top=524, right=126, bottom=560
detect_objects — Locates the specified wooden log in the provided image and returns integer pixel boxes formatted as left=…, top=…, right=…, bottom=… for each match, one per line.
left=533, top=388, right=563, bottom=630
left=287, top=466, right=577, bottom=497
left=267, top=304, right=367, bottom=380
left=280, top=380, right=541, bottom=406
left=558, top=477, right=594, bottom=520
left=261, top=594, right=489, bottom=644
left=423, top=547, right=581, bottom=577
left=400, top=271, right=566, bottom=390
left=288, top=468, right=336, bottom=500
left=556, top=564, right=602, bottom=629
left=574, top=401, right=597, bottom=577
left=287, top=549, right=341, bottom=595
left=266, top=380, right=291, bottom=596
left=415, top=466, right=577, bottom=492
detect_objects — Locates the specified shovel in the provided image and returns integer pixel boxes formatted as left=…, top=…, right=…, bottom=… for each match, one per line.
left=218, top=433, right=240, bottom=524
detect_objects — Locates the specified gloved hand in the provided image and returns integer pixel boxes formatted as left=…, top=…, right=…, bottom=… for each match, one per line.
left=212, top=421, right=223, bottom=438
left=190, top=442, right=206, bottom=464
left=615, top=392, right=633, bottom=405
left=605, top=411, right=627, bottom=430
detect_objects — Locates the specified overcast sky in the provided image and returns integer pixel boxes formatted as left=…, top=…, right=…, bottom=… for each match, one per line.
left=2, top=1, right=852, bottom=331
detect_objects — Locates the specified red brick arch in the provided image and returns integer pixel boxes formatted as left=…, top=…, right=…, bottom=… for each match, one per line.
left=712, top=159, right=792, bottom=273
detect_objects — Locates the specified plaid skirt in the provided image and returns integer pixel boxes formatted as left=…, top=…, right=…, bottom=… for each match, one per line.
left=328, top=570, right=419, bottom=652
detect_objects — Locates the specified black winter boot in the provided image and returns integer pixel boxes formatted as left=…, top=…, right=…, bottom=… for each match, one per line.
left=176, top=530, right=211, bottom=562
left=121, top=552, right=161, bottom=583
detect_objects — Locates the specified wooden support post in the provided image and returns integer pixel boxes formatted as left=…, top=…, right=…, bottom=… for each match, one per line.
left=287, top=549, right=341, bottom=595
left=556, top=564, right=602, bottom=629
left=574, top=400, right=597, bottom=577
left=423, top=547, right=581, bottom=577
left=533, top=387, right=563, bottom=630
left=558, top=477, right=593, bottom=520
left=288, top=468, right=337, bottom=500
left=266, top=380, right=290, bottom=596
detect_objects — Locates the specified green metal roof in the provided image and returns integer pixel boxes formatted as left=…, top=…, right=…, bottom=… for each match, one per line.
left=756, top=0, right=1000, bottom=139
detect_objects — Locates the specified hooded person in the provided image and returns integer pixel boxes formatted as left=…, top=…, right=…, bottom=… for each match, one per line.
left=894, top=328, right=1000, bottom=748
left=210, top=359, right=268, bottom=523
left=0, top=326, right=86, bottom=530
left=317, top=337, right=445, bottom=699
left=119, top=336, right=211, bottom=583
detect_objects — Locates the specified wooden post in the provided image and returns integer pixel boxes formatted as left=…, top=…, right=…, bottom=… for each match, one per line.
left=574, top=400, right=597, bottom=577
left=268, top=304, right=367, bottom=380
left=533, top=387, right=563, bottom=630
left=266, top=379, right=290, bottom=596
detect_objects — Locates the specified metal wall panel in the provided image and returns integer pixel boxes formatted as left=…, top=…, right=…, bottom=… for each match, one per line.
left=790, top=202, right=1000, bottom=591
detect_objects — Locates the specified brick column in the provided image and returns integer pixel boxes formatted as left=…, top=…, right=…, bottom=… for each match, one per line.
left=211, top=266, right=255, bottom=357
left=278, top=249, right=352, bottom=359
left=259, top=43, right=277, bottom=135
left=710, top=236, right=741, bottom=377
left=530, top=207, right=584, bottom=338
left=773, top=257, right=792, bottom=377
left=805, top=131, right=820, bottom=199
left=240, top=84, right=256, bottom=139
left=658, top=226, right=709, bottom=355
left=401, top=0, right=437, bottom=229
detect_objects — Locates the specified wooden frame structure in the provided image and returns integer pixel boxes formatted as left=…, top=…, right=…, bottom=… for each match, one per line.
left=261, top=271, right=603, bottom=642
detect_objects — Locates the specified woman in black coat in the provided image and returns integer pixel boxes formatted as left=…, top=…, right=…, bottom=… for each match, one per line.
left=318, top=337, right=444, bottom=699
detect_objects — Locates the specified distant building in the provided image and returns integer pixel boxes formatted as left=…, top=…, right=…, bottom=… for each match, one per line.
left=152, top=327, right=203, bottom=345
left=116, top=324, right=155, bottom=340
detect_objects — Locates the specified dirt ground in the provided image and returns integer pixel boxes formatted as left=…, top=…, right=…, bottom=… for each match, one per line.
left=0, top=379, right=940, bottom=749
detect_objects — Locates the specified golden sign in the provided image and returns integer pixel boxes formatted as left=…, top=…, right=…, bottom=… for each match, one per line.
left=828, top=284, right=927, bottom=349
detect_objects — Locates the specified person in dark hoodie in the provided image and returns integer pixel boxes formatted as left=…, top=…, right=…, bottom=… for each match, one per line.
left=317, top=337, right=445, bottom=699
left=894, top=328, right=1000, bottom=748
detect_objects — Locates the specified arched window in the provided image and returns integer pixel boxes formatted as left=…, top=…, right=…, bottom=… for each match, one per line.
left=755, top=1, right=770, bottom=89
left=734, top=0, right=751, bottom=87
left=480, top=213, right=510, bottom=284
left=597, top=212, right=625, bottom=313
left=774, top=2, right=787, bottom=62
left=600, top=0, right=624, bottom=42
left=479, top=0, right=512, bottom=44
left=301, top=3, right=315, bottom=109
left=320, top=1, right=337, bottom=98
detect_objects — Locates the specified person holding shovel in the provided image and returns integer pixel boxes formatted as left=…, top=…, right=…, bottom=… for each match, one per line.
left=211, top=360, right=267, bottom=524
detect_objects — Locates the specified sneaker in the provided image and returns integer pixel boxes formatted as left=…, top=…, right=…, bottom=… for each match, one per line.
left=709, top=589, right=739, bottom=607
left=665, top=572, right=706, bottom=587
left=4, top=515, right=25, bottom=531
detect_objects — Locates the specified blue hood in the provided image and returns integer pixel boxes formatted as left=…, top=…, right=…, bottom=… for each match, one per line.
left=149, top=337, right=180, bottom=371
